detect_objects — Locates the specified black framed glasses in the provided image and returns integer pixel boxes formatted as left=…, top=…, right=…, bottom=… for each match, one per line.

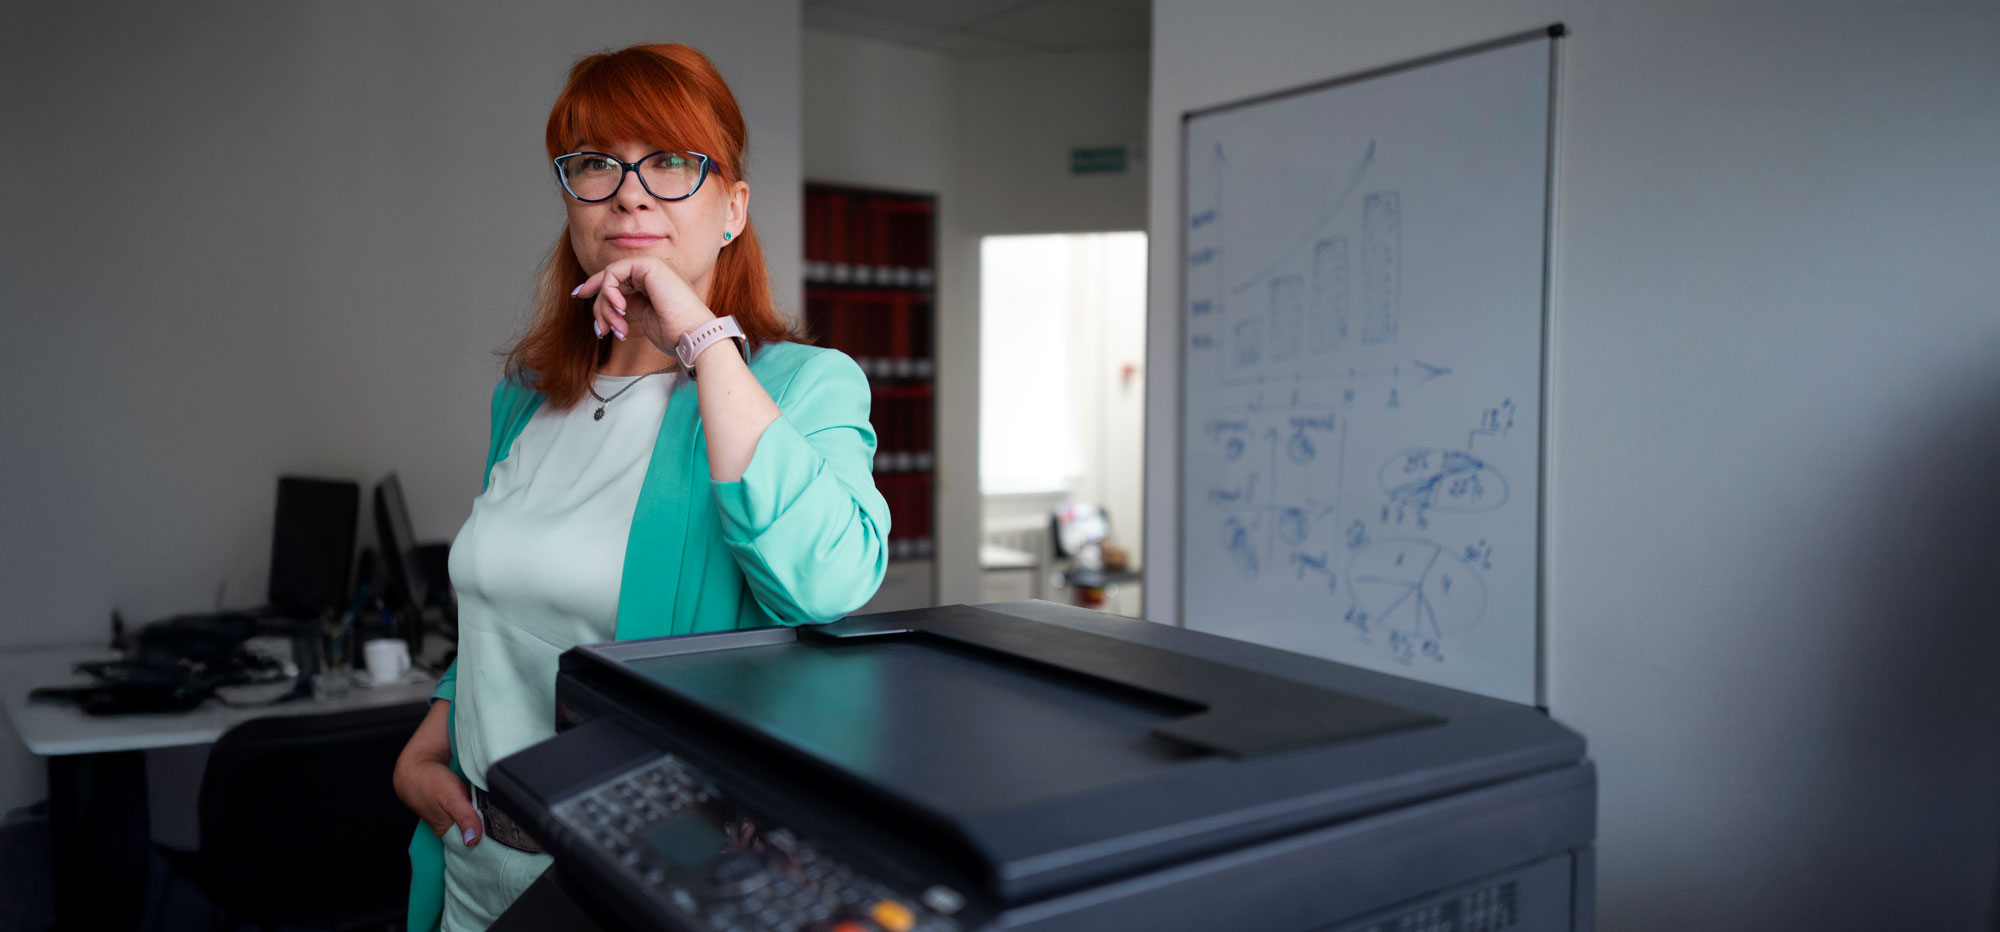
left=553, top=150, right=713, bottom=202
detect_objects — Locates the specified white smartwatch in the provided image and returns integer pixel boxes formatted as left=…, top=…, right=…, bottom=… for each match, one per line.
left=676, top=315, right=747, bottom=378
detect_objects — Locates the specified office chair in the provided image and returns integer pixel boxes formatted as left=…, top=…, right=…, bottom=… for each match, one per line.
left=1048, top=502, right=1111, bottom=563
left=154, top=701, right=428, bottom=931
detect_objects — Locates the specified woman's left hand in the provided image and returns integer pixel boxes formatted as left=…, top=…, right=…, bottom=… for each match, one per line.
left=574, top=256, right=717, bottom=354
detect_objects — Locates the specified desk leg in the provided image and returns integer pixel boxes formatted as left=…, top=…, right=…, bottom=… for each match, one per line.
left=47, top=751, right=149, bottom=932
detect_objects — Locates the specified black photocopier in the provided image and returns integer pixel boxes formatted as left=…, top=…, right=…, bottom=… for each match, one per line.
left=489, top=601, right=1595, bottom=932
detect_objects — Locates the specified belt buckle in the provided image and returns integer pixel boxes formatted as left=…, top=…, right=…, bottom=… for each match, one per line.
left=474, top=785, right=544, bottom=854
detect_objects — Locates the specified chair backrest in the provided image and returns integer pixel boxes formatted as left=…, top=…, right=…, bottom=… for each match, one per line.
left=198, top=701, right=428, bottom=882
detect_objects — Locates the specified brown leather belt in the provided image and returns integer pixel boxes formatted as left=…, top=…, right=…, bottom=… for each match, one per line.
left=470, top=783, right=544, bottom=854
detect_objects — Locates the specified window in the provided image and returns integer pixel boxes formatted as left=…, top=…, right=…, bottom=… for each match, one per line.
left=979, top=232, right=1147, bottom=496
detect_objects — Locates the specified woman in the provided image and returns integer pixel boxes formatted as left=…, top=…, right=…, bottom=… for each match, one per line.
left=391, top=43, right=889, bottom=931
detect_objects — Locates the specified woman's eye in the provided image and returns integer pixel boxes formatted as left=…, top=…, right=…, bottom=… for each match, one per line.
left=582, top=157, right=618, bottom=172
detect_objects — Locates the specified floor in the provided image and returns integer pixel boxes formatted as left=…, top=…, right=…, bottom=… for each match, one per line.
left=0, top=803, right=397, bottom=932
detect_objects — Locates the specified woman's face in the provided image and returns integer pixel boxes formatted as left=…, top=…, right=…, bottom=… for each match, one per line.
left=562, top=139, right=748, bottom=302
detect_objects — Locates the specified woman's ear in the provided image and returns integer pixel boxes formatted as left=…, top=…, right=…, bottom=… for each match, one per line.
left=727, top=179, right=750, bottom=240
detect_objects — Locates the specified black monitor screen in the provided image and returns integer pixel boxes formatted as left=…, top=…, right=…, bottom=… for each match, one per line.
left=374, top=472, right=428, bottom=608
left=268, top=476, right=359, bottom=618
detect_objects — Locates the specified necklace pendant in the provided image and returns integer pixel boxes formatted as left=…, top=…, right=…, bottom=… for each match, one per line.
left=593, top=406, right=606, bottom=421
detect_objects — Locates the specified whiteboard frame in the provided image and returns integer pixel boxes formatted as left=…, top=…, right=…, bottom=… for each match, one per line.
left=1173, top=24, right=1565, bottom=708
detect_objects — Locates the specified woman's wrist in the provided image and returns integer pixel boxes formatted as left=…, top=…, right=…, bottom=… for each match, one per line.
left=680, top=314, right=746, bottom=376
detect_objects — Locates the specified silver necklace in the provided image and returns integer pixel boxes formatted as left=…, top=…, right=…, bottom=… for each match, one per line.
left=588, top=366, right=675, bottom=421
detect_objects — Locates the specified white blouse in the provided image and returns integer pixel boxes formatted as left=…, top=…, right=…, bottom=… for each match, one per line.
left=445, top=369, right=680, bottom=787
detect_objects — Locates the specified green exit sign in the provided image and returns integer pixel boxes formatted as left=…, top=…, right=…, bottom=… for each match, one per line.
left=1071, top=146, right=1128, bottom=175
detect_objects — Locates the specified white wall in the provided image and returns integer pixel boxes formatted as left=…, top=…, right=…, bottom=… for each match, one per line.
left=1145, top=1, right=2000, bottom=928
left=802, top=31, right=966, bottom=608
left=0, top=0, right=801, bottom=814
left=803, top=33, right=1150, bottom=607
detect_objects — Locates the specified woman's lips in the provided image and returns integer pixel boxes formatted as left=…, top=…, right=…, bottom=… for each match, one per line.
left=609, top=234, right=664, bottom=247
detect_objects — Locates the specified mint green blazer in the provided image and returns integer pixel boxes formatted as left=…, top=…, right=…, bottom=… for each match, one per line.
left=406, top=341, right=890, bottom=930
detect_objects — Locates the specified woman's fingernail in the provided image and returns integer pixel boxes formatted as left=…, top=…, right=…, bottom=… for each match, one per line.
left=571, top=283, right=584, bottom=296
left=464, top=827, right=478, bottom=844
left=614, top=328, right=626, bottom=341
left=614, top=305, right=625, bottom=317
left=593, top=320, right=604, bottom=337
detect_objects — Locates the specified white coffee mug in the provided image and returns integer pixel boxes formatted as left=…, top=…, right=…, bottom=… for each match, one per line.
left=363, top=638, right=412, bottom=685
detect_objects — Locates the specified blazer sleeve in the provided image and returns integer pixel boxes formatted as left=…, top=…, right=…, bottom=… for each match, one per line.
left=711, top=351, right=891, bottom=624
left=430, top=662, right=456, bottom=704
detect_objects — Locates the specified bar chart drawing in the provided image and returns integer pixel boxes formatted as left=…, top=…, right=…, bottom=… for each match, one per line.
left=1180, top=32, right=1554, bottom=704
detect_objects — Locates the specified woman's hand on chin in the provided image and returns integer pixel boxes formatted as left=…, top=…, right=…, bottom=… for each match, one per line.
left=574, top=256, right=717, bottom=355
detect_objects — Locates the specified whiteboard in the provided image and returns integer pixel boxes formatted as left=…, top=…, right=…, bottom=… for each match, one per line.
left=1179, top=34, right=1553, bottom=704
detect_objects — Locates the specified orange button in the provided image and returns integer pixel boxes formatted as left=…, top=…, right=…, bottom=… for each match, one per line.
left=831, top=923, right=871, bottom=932
left=870, top=900, right=916, bottom=932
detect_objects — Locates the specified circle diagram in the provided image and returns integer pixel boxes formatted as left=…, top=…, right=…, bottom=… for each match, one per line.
left=1221, top=516, right=1260, bottom=580
left=1377, top=448, right=1509, bottom=515
left=1345, top=537, right=1486, bottom=640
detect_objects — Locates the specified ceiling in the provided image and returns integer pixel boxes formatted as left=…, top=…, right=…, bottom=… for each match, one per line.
left=804, top=0, right=1150, bottom=56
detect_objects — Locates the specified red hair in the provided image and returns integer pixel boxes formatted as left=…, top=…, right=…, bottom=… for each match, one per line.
left=505, top=43, right=800, bottom=409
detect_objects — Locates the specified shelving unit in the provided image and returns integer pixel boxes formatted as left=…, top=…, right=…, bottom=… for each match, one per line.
left=803, top=184, right=937, bottom=569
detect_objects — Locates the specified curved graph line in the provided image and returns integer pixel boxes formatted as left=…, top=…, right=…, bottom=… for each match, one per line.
left=1378, top=448, right=1510, bottom=515
left=1228, top=140, right=1377, bottom=297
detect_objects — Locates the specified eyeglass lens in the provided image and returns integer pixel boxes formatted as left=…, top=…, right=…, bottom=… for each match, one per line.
left=560, top=152, right=704, bottom=201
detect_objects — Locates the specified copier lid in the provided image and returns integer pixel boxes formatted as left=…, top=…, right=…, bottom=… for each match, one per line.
left=572, top=601, right=1584, bottom=902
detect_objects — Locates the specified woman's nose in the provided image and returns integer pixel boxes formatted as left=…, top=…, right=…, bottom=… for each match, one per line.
left=610, top=172, right=654, bottom=209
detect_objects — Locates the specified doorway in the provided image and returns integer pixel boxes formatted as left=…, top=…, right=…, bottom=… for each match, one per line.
left=977, top=231, right=1147, bottom=615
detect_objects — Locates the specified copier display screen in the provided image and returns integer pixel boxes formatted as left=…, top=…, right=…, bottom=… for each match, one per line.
left=645, top=814, right=730, bottom=868
left=640, top=796, right=790, bottom=871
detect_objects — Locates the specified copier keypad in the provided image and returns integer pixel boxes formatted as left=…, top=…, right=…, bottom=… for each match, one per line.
left=552, top=754, right=966, bottom=932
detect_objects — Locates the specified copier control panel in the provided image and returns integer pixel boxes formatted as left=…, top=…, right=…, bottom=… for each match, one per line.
left=551, top=752, right=969, bottom=932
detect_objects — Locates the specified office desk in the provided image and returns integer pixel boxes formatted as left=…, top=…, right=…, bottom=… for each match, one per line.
left=1, top=645, right=437, bottom=931
left=2, top=645, right=437, bottom=754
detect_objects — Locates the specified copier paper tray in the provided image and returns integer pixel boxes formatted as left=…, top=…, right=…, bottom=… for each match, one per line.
left=490, top=600, right=1595, bottom=932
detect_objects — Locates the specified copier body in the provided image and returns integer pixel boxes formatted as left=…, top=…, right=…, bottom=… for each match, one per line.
left=489, top=600, right=1595, bottom=932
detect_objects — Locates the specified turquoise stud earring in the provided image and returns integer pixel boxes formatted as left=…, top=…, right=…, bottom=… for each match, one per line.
left=722, top=231, right=732, bottom=241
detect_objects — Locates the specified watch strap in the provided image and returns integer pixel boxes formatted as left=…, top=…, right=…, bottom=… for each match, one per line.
left=677, top=315, right=747, bottom=378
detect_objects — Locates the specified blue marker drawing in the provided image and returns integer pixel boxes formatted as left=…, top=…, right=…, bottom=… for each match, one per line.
left=1222, top=516, right=1260, bottom=581
left=1413, top=359, right=1452, bottom=381
left=1286, top=429, right=1316, bottom=465
left=1229, top=141, right=1376, bottom=298
left=1361, top=191, right=1401, bottom=345
left=1290, top=549, right=1330, bottom=581
left=1232, top=316, right=1263, bottom=369
left=1346, top=537, right=1487, bottom=664
left=1312, top=236, right=1349, bottom=353
left=1345, top=519, right=1370, bottom=552
left=1268, top=275, right=1303, bottom=363
left=1207, top=473, right=1257, bottom=506
left=1466, top=398, right=1517, bottom=450
left=1378, top=448, right=1510, bottom=527
left=1278, top=507, right=1309, bottom=546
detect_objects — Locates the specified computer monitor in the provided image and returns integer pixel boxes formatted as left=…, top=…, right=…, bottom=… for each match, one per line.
left=373, top=472, right=429, bottom=610
left=268, top=476, right=360, bottom=618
